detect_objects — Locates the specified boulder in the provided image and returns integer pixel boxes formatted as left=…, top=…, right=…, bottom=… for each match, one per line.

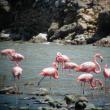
left=0, top=30, right=11, bottom=41
left=64, top=95, right=76, bottom=105
left=27, top=88, right=48, bottom=96
left=0, top=86, right=21, bottom=94
left=30, top=33, right=47, bottom=43
left=93, top=36, right=110, bottom=47
left=49, top=23, right=77, bottom=41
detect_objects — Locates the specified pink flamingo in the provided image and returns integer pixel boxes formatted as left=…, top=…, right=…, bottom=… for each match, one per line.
left=37, top=62, right=59, bottom=87
left=75, top=53, right=103, bottom=74
left=0, top=49, right=16, bottom=56
left=77, top=73, right=103, bottom=94
left=12, top=65, right=23, bottom=80
left=55, top=52, right=70, bottom=71
left=103, top=64, right=110, bottom=94
left=63, top=62, right=78, bottom=72
left=9, top=52, right=24, bottom=65
left=12, top=65, right=23, bottom=107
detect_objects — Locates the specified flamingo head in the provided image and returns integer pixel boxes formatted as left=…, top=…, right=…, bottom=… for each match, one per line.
left=57, top=52, right=62, bottom=56
left=104, top=64, right=108, bottom=68
left=95, top=53, right=103, bottom=62
left=52, top=61, right=58, bottom=70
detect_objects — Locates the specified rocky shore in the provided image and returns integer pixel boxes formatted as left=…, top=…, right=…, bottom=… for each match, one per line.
left=0, top=0, right=110, bottom=47
left=0, top=85, right=110, bottom=110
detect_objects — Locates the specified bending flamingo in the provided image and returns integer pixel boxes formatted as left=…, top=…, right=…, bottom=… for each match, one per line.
left=63, top=62, right=78, bottom=72
left=77, top=73, right=103, bottom=95
left=9, top=52, right=24, bottom=65
left=103, top=64, right=110, bottom=94
left=75, top=53, right=103, bottom=74
left=12, top=65, right=23, bottom=80
left=12, top=65, right=23, bottom=107
left=0, top=49, right=16, bottom=56
left=37, top=62, right=59, bottom=88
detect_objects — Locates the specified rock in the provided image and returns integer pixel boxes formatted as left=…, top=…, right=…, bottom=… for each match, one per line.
left=75, top=96, right=88, bottom=110
left=81, top=14, right=94, bottom=23
left=78, top=21, right=87, bottom=30
left=64, top=95, right=76, bottom=105
left=77, top=97, right=88, bottom=103
left=86, top=103, right=96, bottom=110
left=48, top=22, right=59, bottom=38
left=30, top=33, right=47, bottom=43
left=97, top=10, right=110, bottom=34
left=74, top=34, right=87, bottom=45
left=19, top=106, right=29, bottom=110
left=0, top=30, right=11, bottom=41
left=38, top=107, right=56, bottom=110
left=8, top=105, right=16, bottom=110
left=24, top=81, right=34, bottom=86
left=44, top=95, right=54, bottom=102
left=86, top=8, right=94, bottom=16
left=0, top=86, right=17, bottom=94
left=49, top=23, right=77, bottom=41
left=27, top=88, right=48, bottom=96
left=93, top=36, right=110, bottom=47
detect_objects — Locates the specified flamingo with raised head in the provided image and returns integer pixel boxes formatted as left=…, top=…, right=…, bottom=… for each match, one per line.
left=77, top=73, right=103, bottom=95
left=37, top=61, right=59, bottom=88
left=103, top=64, right=110, bottom=94
left=0, top=49, right=16, bottom=56
left=75, top=53, right=103, bottom=74
left=55, top=52, right=70, bottom=71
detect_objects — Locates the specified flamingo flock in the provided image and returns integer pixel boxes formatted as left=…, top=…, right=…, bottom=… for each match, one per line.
left=0, top=49, right=24, bottom=92
left=0, top=49, right=110, bottom=95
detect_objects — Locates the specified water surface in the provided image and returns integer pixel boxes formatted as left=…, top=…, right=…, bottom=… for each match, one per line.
left=0, top=41, right=110, bottom=109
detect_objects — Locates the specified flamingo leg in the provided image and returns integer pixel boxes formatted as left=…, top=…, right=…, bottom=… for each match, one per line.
left=14, top=79, right=18, bottom=109
left=49, top=77, right=52, bottom=93
left=83, top=82, right=85, bottom=95
left=105, top=78, right=107, bottom=95
left=37, top=76, right=45, bottom=87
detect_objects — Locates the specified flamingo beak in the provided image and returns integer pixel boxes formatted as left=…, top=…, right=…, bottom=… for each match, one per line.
left=100, top=56, right=103, bottom=62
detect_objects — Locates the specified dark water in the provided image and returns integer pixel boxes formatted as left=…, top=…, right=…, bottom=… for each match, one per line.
left=0, top=41, right=110, bottom=109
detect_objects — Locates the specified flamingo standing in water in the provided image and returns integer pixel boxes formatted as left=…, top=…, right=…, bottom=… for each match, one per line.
left=9, top=52, right=24, bottom=65
left=63, top=62, right=78, bottom=72
left=75, top=53, right=103, bottom=74
left=103, top=64, right=110, bottom=94
left=55, top=52, right=70, bottom=71
left=0, top=49, right=16, bottom=56
left=12, top=65, right=23, bottom=107
left=12, top=65, right=23, bottom=80
left=77, top=73, right=103, bottom=95
left=37, top=62, right=59, bottom=89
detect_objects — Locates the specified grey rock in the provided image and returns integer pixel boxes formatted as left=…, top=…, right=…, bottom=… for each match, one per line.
left=30, top=33, right=47, bottom=43
left=27, top=88, right=48, bottom=96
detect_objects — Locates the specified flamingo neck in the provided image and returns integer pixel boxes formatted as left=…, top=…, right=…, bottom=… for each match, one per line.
left=90, top=79, right=96, bottom=88
left=93, top=55, right=101, bottom=74
left=54, top=71, right=59, bottom=79
left=90, top=78, right=103, bottom=89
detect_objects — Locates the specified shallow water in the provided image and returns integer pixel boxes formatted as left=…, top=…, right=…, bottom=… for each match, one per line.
left=0, top=41, right=110, bottom=109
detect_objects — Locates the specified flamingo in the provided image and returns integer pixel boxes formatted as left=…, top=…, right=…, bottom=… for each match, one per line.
left=75, top=53, right=103, bottom=74
left=37, top=62, right=59, bottom=88
left=9, top=52, right=24, bottom=65
left=77, top=73, right=103, bottom=95
left=103, top=64, right=110, bottom=94
left=0, top=49, right=16, bottom=56
left=55, top=52, right=70, bottom=71
left=12, top=65, right=23, bottom=107
left=12, top=65, right=23, bottom=80
left=63, top=62, right=78, bottom=72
